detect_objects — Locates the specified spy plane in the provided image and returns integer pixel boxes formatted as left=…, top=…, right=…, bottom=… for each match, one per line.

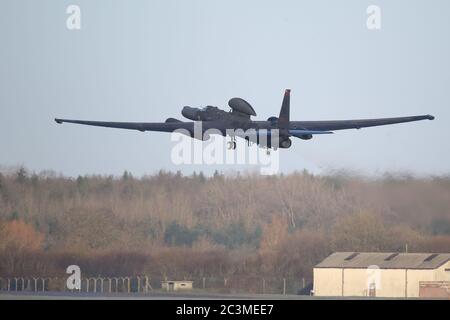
left=55, top=89, right=434, bottom=152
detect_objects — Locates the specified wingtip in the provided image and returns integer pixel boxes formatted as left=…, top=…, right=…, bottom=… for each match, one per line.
left=55, top=118, right=63, bottom=124
left=427, top=114, right=435, bottom=120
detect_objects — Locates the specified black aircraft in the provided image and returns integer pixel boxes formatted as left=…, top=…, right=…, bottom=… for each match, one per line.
left=55, top=89, right=434, bottom=152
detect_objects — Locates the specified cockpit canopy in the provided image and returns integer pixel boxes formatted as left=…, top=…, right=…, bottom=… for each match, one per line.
left=201, top=106, right=219, bottom=112
left=181, top=105, right=224, bottom=121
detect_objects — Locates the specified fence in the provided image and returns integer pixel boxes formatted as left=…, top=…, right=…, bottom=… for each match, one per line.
left=0, top=276, right=311, bottom=295
left=0, top=276, right=152, bottom=294
left=191, top=276, right=310, bottom=295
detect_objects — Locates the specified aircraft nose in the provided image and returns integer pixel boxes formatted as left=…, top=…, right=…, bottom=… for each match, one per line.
left=181, top=106, right=200, bottom=121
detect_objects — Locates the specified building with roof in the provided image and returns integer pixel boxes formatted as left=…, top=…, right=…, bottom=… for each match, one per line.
left=313, top=252, right=450, bottom=298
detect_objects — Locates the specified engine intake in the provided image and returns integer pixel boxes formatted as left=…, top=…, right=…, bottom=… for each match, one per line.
left=228, top=98, right=257, bottom=116
left=267, top=116, right=278, bottom=126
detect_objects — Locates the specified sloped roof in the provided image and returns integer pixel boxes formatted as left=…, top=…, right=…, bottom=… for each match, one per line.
left=315, top=252, right=450, bottom=270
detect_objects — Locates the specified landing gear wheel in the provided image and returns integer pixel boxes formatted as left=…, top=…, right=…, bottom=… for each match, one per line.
left=280, top=138, right=292, bottom=149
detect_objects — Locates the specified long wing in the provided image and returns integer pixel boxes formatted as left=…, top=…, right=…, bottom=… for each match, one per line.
left=291, top=114, right=434, bottom=131
left=54, top=118, right=194, bottom=133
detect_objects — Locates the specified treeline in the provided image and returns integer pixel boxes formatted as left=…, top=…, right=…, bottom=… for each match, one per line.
left=0, top=167, right=449, bottom=281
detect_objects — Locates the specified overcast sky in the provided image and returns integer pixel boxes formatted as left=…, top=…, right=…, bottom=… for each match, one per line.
left=0, top=0, right=449, bottom=177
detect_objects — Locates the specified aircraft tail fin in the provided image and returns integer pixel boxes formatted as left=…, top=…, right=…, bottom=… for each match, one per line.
left=278, top=89, right=290, bottom=132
